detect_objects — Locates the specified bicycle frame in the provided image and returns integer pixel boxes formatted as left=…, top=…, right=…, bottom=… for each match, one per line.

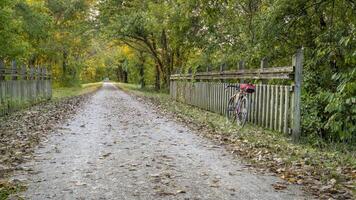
left=229, top=91, right=247, bottom=114
left=226, top=84, right=254, bottom=128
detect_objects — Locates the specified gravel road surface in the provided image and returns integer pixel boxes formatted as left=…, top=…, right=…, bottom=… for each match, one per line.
left=13, top=83, right=309, bottom=200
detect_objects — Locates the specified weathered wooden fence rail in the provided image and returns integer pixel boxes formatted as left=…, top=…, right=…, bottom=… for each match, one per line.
left=170, top=49, right=303, bottom=140
left=0, top=61, right=52, bottom=116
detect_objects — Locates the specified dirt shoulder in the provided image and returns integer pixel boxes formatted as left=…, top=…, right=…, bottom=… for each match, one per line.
left=116, top=83, right=355, bottom=200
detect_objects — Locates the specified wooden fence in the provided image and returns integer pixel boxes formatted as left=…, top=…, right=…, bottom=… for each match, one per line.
left=0, top=61, right=52, bottom=116
left=170, top=49, right=303, bottom=140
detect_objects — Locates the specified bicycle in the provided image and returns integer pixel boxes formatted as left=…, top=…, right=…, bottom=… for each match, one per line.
left=225, top=83, right=256, bottom=128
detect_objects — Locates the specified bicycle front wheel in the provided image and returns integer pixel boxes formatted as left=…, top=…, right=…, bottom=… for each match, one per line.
left=236, top=96, right=249, bottom=128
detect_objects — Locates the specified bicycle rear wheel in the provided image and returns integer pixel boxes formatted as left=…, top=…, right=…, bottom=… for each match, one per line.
left=226, top=97, right=236, bottom=122
left=236, top=96, right=249, bottom=128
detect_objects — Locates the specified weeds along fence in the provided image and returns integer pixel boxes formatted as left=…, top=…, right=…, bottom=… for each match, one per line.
left=0, top=61, right=52, bottom=116
left=170, top=49, right=303, bottom=140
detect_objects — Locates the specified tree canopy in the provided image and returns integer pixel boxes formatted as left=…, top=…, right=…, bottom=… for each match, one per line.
left=0, top=0, right=355, bottom=141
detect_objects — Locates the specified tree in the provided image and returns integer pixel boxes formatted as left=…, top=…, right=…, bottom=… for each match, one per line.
left=0, top=0, right=29, bottom=61
left=46, top=0, right=93, bottom=86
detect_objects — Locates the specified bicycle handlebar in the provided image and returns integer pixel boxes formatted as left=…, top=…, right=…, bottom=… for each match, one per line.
left=224, top=84, right=240, bottom=90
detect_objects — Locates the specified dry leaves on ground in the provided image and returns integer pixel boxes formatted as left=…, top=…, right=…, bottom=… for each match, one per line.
left=132, top=91, right=355, bottom=200
left=0, top=95, right=90, bottom=180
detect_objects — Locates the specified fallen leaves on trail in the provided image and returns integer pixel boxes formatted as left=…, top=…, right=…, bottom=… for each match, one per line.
left=155, top=189, right=176, bottom=196
left=133, top=92, right=356, bottom=200
left=0, top=95, right=90, bottom=179
left=99, top=153, right=112, bottom=159
left=155, top=189, right=187, bottom=197
left=272, top=182, right=288, bottom=190
left=176, top=190, right=186, bottom=194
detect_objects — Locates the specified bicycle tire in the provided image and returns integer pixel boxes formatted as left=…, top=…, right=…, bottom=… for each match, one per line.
left=236, top=96, right=249, bottom=128
left=226, top=97, right=236, bottom=122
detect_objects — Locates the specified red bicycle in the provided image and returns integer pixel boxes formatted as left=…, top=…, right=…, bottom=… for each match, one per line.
left=225, top=84, right=256, bottom=128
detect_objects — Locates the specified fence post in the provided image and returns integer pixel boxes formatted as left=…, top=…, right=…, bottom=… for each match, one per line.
left=42, top=67, right=46, bottom=80
left=292, top=48, right=303, bottom=141
left=21, top=65, right=27, bottom=80
left=206, top=64, right=211, bottom=83
left=0, top=60, right=4, bottom=81
left=0, top=60, right=4, bottom=116
left=188, top=67, right=192, bottom=74
left=30, top=66, right=34, bottom=80
left=220, top=63, right=226, bottom=72
left=260, top=58, right=268, bottom=84
left=238, top=60, right=245, bottom=83
left=45, top=67, right=52, bottom=99
left=12, top=60, right=18, bottom=80
left=37, top=67, right=41, bottom=80
left=220, top=63, right=225, bottom=82
left=260, top=57, right=268, bottom=68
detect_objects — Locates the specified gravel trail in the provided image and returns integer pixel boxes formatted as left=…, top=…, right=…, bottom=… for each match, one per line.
left=14, top=83, right=309, bottom=200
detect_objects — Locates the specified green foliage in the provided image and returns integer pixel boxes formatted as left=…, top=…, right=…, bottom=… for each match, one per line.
left=0, top=0, right=354, bottom=141
left=97, top=0, right=356, bottom=141
left=0, top=0, right=29, bottom=59
left=324, top=69, right=356, bottom=141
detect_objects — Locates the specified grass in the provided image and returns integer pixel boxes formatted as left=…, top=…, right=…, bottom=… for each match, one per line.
left=116, top=82, right=355, bottom=198
left=52, top=82, right=103, bottom=100
left=0, top=181, right=25, bottom=200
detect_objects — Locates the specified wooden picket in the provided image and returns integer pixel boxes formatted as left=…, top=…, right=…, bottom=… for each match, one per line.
left=0, top=61, right=52, bottom=116
left=169, top=49, right=303, bottom=138
left=170, top=81, right=296, bottom=134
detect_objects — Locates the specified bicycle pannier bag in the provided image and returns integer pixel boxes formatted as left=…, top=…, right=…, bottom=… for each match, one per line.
left=240, top=84, right=256, bottom=93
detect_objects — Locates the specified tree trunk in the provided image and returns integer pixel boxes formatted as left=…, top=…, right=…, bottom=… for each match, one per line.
left=62, top=50, right=68, bottom=78
left=29, top=55, right=36, bottom=67
left=160, top=29, right=171, bottom=88
left=123, top=70, right=128, bottom=83
left=117, top=65, right=125, bottom=82
left=116, top=65, right=122, bottom=81
left=139, top=52, right=145, bottom=88
left=155, top=63, right=160, bottom=91
left=139, top=65, right=145, bottom=88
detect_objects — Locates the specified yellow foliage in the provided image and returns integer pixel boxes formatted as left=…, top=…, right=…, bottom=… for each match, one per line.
left=120, top=45, right=134, bottom=59
left=25, top=0, right=46, bottom=6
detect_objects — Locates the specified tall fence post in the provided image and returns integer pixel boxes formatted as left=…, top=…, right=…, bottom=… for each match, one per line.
left=42, top=67, right=46, bottom=80
left=260, top=58, right=268, bottom=84
left=206, top=64, right=211, bottom=73
left=37, top=67, right=41, bottom=80
left=0, top=60, right=4, bottom=81
left=238, top=60, right=245, bottom=83
left=0, top=60, right=4, bottom=116
left=12, top=61, right=18, bottom=80
left=30, top=66, right=34, bottom=80
left=21, top=65, right=27, bottom=80
left=220, top=63, right=225, bottom=82
left=21, top=65, right=27, bottom=103
left=292, top=48, right=303, bottom=141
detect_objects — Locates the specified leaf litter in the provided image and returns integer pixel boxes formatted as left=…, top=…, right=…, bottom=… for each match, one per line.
left=123, top=87, right=356, bottom=200
left=0, top=94, right=91, bottom=196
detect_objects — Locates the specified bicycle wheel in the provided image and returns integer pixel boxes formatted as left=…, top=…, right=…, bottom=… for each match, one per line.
left=226, top=97, right=236, bottom=122
left=236, top=96, right=249, bottom=128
